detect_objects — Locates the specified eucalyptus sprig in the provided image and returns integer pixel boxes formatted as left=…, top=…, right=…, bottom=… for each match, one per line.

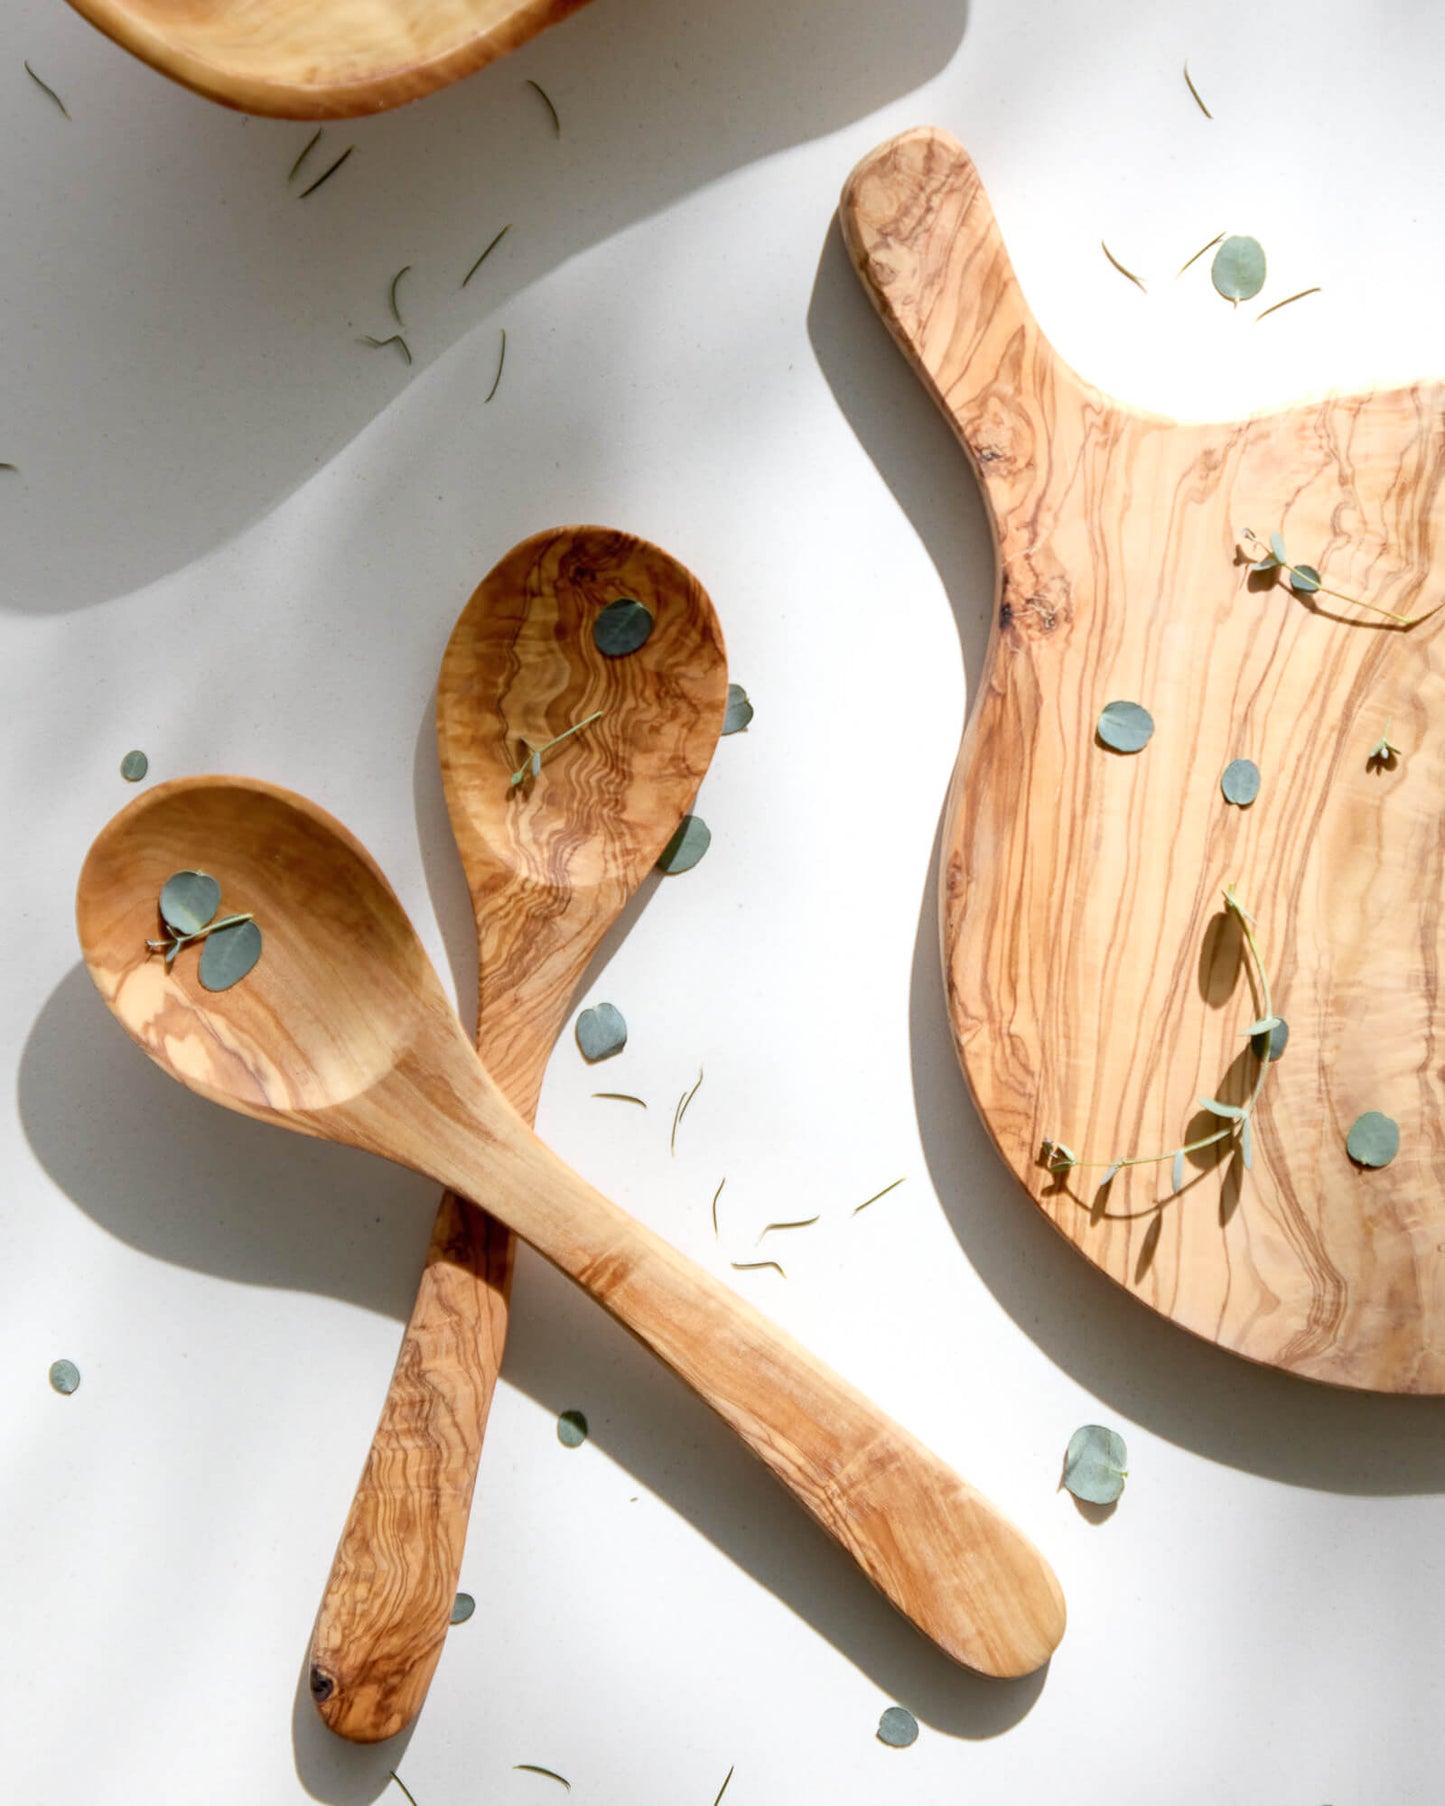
left=1041, top=885, right=1278, bottom=1196
left=1368, top=720, right=1401, bottom=767
left=1242, top=528, right=1441, bottom=629
left=510, top=709, right=603, bottom=786
left=145, top=870, right=262, bottom=991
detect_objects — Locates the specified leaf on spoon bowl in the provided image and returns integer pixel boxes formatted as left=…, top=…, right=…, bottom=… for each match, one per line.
left=723, top=684, right=754, bottom=735
left=593, top=597, right=654, bottom=657
left=557, top=1408, right=588, bottom=1448
left=657, top=815, right=710, bottom=874
left=199, top=918, right=264, bottom=992
left=159, top=870, right=221, bottom=936
left=876, top=1706, right=919, bottom=1748
left=575, top=1002, right=627, bottom=1061
left=1062, top=1423, right=1128, bottom=1504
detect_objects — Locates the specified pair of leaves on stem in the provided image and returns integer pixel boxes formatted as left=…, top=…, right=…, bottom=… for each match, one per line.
left=147, top=871, right=262, bottom=992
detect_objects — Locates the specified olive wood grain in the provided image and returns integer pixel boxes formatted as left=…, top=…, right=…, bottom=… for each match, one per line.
left=841, top=128, right=1445, bottom=1392
left=64, top=0, right=591, bottom=118
left=77, top=776, right=1067, bottom=1680
left=308, top=528, right=728, bottom=1741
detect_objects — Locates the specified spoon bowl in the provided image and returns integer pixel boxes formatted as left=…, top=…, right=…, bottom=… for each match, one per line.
left=77, top=775, right=1067, bottom=1682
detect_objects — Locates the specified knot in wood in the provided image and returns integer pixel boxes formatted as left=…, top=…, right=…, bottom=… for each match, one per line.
left=963, top=389, right=1033, bottom=478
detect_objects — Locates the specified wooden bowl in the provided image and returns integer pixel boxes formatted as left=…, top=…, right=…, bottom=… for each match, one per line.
left=64, top=0, right=594, bottom=118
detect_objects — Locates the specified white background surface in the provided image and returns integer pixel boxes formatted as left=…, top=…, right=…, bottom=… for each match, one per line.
left=5, top=0, right=1445, bottom=1800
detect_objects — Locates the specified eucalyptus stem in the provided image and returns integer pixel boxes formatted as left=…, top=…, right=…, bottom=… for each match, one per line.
left=1241, top=528, right=1438, bottom=628
left=509, top=708, right=603, bottom=785
left=147, top=911, right=255, bottom=957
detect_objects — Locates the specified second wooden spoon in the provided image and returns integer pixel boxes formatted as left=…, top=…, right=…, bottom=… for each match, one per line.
left=309, top=528, right=728, bottom=1741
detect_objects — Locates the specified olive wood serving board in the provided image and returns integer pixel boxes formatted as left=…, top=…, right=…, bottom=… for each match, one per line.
left=841, top=128, right=1445, bottom=1393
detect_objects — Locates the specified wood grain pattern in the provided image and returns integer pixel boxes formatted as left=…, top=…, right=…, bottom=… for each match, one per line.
left=63, top=0, right=590, bottom=118
left=841, top=128, right=1445, bottom=1393
left=76, top=776, right=1067, bottom=1679
left=308, top=528, right=728, bottom=1741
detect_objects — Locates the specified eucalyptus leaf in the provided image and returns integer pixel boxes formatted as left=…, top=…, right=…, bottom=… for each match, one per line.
left=1212, top=235, right=1267, bottom=304
left=1171, top=1148, right=1185, bottom=1193
left=198, top=918, right=263, bottom=992
left=1251, top=1016, right=1289, bottom=1062
left=876, top=1707, right=919, bottom=1748
left=575, top=1002, right=627, bottom=1062
left=557, top=1408, right=588, bottom=1448
left=723, top=684, right=754, bottom=735
left=159, top=870, right=220, bottom=936
left=1198, top=1096, right=1244, bottom=1120
left=1289, top=563, right=1321, bottom=595
left=1270, top=531, right=1288, bottom=565
left=1221, top=758, right=1260, bottom=806
left=1061, top=1423, right=1128, bottom=1505
left=1101, top=1161, right=1121, bottom=1186
left=593, top=597, right=654, bottom=657
left=1240, top=1116, right=1253, bottom=1171
left=1346, top=1111, right=1399, bottom=1169
left=450, top=1592, right=475, bottom=1624
left=1097, top=699, right=1154, bottom=753
left=656, top=814, right=710, bottom=874
left=48, top=1358, right=80, bottom=1395
left=120, top=749, right=148, bottom=782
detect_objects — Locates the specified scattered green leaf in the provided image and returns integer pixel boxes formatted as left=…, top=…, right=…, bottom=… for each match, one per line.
left=671, top=1066, right=705, bottom=1152
left=1097, top=699, right=1154, bottom=753
left=1368, top=721, right=1401, bottom=766
left=1040, top=1139, right=1077, bottom=1174
left=1240, top=1115, right=1253, bottom=1170
left=1346, top=1111, right=1399, bottom=1169
left=511, top=709, right=604, bottom=785
left=450, top=1592, right=475, bottom=1624
left=593, top=597, right=654, bottom=657
left=25, top=61, right=69, bottom=118
left=876, top=1706, right=919, bottom=1748
left=723, top=684, right=754, bottom=735
left=593, top=1092, right=646, bottom=1106
left=1198, top=1096, right=1244, bottom=1121
left=657, top=814, right=710, bottom=874
left=1251, top=1016, right=1289, bottom=1062
left=1177, top=231, right=1225, bottom=276
left=712, top=1767, right=735, bottom=1806
left=1288, top=563, right=1321, bottom=596
left=731, top=1259, right=786, bottom=1277
left=514, top=1766, right=571, bottom=1790
left=1101, top=240, right=1147, bottom=292
left=120, top=749, right=148, bottom=782
left=758, top=1214, right=820, bottom=1241
left=1257, top=287, right=1321, bottom=322
left=852, top=1176, right=905, bottom=1215
left=288, top=127, right=322, bottom=183
left=1211, top=235, right=1266, bottom=305
left=360, top=333, right=412, bottom=366
left=160, top=870, right=221, bottom=936
left=485, top=327, right=507, bottom=402
left=1221, top=758, right=1260, bottom=806
left=49, top=1358, right=80, bottom=1395
left=576, top=1002, right=626, bottom=1061
left=199, top=917, right=263, bottom=992
left=298, top=145, right=355, bottom=198
left=388, top=265, right=411, bottom=327
left=557, top=1408, right=588, bottom=1448
left=1182, top=61, right=1212, bottom=119
left=526, top=78, right=561, bottom=136
left=1061, top=1424, right=1128, bottom=1504
left=463, top=224, right=511, bottom=287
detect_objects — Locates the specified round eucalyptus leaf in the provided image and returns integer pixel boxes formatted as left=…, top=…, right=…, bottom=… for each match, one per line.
left=576, top=1002, right=627, bottom=1062
left=450, top=1592, right=476, bottom=1625
left=1269, top=531, right=1288, bottom=566
left=593, top=597, right=654, bottom=657
left=1221, top=758, right=1261, bottom=806
left=1062, top=1423, right=1128, bottom=1504
left=557, top=1408, right=588, bottom=1448
left=49, top=1358, right=80, bottom=1395
left=876, top=1707, right=918, bottom=1748
left=656, top=814, right=710, bottom=874
left=120, top=749, right=148, bottom=782
left=198, top=918, right=263, bottom=992
left=1346, top=1111, right=1399, bottom=1169
left=723, top=684, right=754, bottom=735
left=1289, top=563, right=1321, bottom=595
left=159, top=870, right=220, bottom=936
left=1211, top=235, right=1267, bottom=303
left=1097, top=699, right=1154, bottom=753
left=1251, top=1017, right=1289, bottom=1063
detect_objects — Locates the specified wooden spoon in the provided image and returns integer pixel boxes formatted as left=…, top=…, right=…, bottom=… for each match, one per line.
left=76, top=775, right=1067, bottom=1680
left=64, top=0, right=592, bottom=118
left=309, top=527, right=728, bottom=1742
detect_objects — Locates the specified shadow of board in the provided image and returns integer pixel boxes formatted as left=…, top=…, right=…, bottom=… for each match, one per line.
left=805, top=214, right=1445, bottom=1492
left=6, top=0, right=968, bottom=613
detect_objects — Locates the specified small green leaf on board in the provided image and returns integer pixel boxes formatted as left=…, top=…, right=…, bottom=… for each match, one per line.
left=1062, top=1424, right=1128, bottom=1504
left=514, top=1767, right=571, bottom=1790
left=1171, top=1148, right=1185, bottom=1193
left=877, top=1706, right=919, bottom=1748
left=576, top=1002, right=627, bottom=1062
left=120, top=749, right=149, bottom=782
left=593, top=597, right=654, bottom=657
left=723, top=684, right=754, bottom=735
left=160, top=870, right=221, bottom=936
left=1221, top=758, right=1260, bottom=806
left=49, top=1358, right=80, bottom=1395
left=1198, top=1096, right=1244, bottom=1120
left=450, top=1592, right=475, bottom=1624
left=1240, top=1116, right=1254, bottom=1170
left=1211, top=235, right=1266, bottom=304
left=657, top=814, right=710, bottom=874
left=1288, top=563, right=1322, bottom=596
left=198, top=918, right=263, bottom=991
left=557, top=1408, right=588, bottom=1448
left=1251, top=1016, right=1289, bottom=1063
left=1269, top=532, right=1288, bottom=566
left=1346, top=1111, right=1400, bottom=1169
left=1097, top=699, right=1154, bottom=753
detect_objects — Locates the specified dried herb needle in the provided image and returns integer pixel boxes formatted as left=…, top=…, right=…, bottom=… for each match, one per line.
left=463, top=224, right=511, bottom=287
left=732, top=1259, right=786, bottom=1278
left=360, top=333, right=412, bottom=365
left=1177, top=231, right=1224, bottom=276
left=298, top=145, right=354, bottom=198
left=288, top=127, right=322, bottom=183
left=514, top=1766, right=571, bottom=1790
left=389, top=265, right=411, bottom=326
left=485, top=328, right=506, bottom=403
left=526, top=78, right=561, bottom=136
left=852, top=1177, right=905, bottom=1215
left=1183, top=60, right=1212, bottom=119
left=25, top=61, right=69, bottom=118
left=671, top=1067, right=704, bottom=1153
left=1101, top=241, right=1147, bottom=292
left=1256, top=286, right=1322, bottom=322
left=758, top=1215, right=820, bottom=1241
left=593, top=1091, right=647, bottom=1106
left=388, top=1773, right=420, bottom=1806
left=713, top=1767, right=735, bottom=1806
